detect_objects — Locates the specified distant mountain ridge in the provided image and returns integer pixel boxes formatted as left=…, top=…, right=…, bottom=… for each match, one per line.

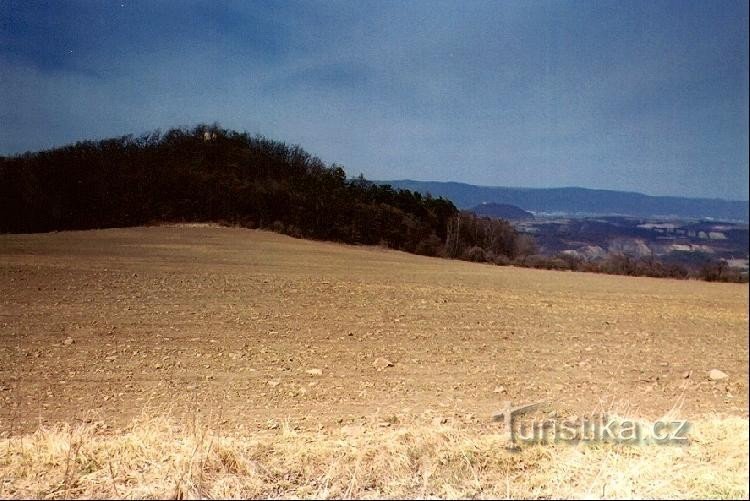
left=377, top=180, right=749, bottom=222
left=469, top=202, right=534, bottom=220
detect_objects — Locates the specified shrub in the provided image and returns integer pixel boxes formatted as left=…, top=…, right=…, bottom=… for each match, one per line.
left=461, top=246, right=489, bottom=263
left=415, top=233, right=443, bottom=256
left=493, top=254, right=511, bottom=266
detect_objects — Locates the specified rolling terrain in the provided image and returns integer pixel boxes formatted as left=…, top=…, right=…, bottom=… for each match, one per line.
left=1, top=225, right=748, bottom=498
left=1, top=225, right=747, bottom=432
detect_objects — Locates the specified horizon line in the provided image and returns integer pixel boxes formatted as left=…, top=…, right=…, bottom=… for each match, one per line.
left=377, top=178, right=750, bottom=204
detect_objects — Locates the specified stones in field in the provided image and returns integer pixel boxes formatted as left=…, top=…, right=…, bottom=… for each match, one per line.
left=708, top=369, right=729, bottom=381
left=373, top=357, right=394, bottom=371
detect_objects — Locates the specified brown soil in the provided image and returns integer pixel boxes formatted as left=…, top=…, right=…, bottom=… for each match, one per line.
left=1, top=225, right=747, bottom=435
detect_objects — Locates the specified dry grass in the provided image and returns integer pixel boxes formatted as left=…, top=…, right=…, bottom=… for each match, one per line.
left=1, top=414, right=747, bottom=499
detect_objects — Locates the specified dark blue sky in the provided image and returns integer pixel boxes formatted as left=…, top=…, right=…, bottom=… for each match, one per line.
left=1, top=0, right=748, bottom=200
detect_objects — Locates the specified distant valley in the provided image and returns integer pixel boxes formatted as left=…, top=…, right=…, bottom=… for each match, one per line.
left=379, top=179, right=749, bottom=277
left=515, top=215, right=749, bottom=275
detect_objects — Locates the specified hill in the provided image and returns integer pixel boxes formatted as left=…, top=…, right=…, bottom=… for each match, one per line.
left=0, top=125, right=458, bottom=257
left=0, top=125, right=547, bottom=271
left=1, top=124, right=743, bottom=281
left=469, top=202, right=534, bottom=220
left=379, top=180, right=750, bottom=222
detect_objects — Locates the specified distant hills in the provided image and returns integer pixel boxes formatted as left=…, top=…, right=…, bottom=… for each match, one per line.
left=469, top=202, right=534, bottom=220
left=378, top=180, right=750, bottom=222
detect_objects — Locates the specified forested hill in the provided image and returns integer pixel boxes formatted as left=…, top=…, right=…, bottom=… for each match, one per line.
left=0, top=125, right=465, bottom=254
left=0, top=125, right=479, bottom=257
left=1, top=125, right=743, bottom=281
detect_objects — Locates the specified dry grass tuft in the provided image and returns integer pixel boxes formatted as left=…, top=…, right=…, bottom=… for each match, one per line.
left=0, top=415, right=747, bottom=499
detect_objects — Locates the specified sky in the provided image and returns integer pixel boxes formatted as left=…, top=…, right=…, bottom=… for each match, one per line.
left=1, top=0, right=748, bottom=200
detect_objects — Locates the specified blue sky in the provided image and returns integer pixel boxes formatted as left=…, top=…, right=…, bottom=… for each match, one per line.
left=1, top=0, right=748, bottom=200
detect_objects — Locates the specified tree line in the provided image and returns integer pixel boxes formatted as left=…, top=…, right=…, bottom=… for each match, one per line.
left=1, top=124, right=743, bottom=282
left=0, top=124, right=518, bottom=258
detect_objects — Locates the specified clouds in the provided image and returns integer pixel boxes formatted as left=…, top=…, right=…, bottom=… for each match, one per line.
left=1, top=0, right=747, bottom=199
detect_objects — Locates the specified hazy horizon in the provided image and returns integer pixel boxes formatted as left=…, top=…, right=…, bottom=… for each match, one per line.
left=2, top=0, right=748, bottom=200
left=378, top=178, right=750, bottom=203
